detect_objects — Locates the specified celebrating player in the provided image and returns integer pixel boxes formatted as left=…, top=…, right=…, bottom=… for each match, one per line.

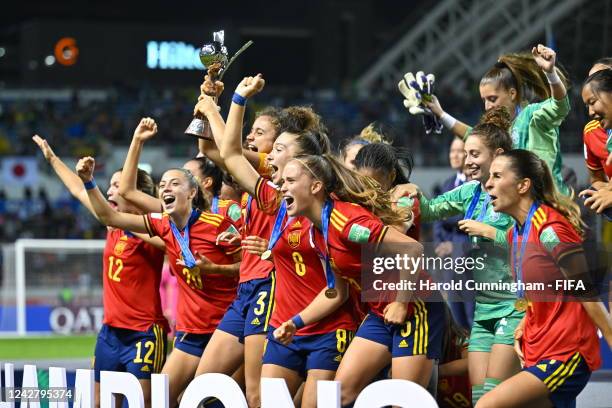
left=221, top=77, right=361, bottom=407
left=340, top=123, right=386, bottom=170
left=406, top=44, right=571, bottom=195
left=580, top=68, right=612, bottom=215
left=277, top=152, right=429, bottom=406
left=477, top=149, right=612, bottom=408
left=210, top=73, right=357, bottom=407
left=345, top=141, right=445, bottom=399
left=396, top=108, right=522, bottom=405
left=75, top=156, right=240, bottom=408
left=32, top=135, right=168, bottom=408
left=582, top=58, right=612, bottom=188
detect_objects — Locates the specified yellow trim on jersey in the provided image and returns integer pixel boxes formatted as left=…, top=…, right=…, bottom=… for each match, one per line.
left=199, top=213, right=223, bottom=227
left=374, top=226, right=389, bottom=252
left=584, top=120, right=601, bottom=133
left=263, top=272, right=276, bottom=331
left=555, top=247, right=585, bottom=264
left=143, top=215, right=155, bottom=237
left=254, top=178, right=265, bottom=202
left=332, top=209, right=348, bottom=222
left=331, top=211, right=347, bottom=226
left=200, top=212, right=224, bottom=222
left=544, top=353, right=581, bottom=391
left=330, top=217, right=344, bottom=232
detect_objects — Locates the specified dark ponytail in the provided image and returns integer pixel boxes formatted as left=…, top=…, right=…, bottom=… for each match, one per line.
left=353, top=143, right=413, bottom=186
left=481, top=52, right=569, bottom=103
left=584, top=68, right=612, bottom=95
left=291, top=154, right=407, bottom=226
left=186, top=157, right=223, bottom=197
left=498, top=149, right=583, bottom=235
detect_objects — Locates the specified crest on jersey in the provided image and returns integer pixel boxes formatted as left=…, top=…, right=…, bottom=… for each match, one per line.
left=288, top=231, right=301, bottom=248
left=114, top=240, right=128, bottom=256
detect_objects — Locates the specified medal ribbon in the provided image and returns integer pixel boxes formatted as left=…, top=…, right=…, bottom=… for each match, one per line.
left=211, top=195, right=219, bottom=215
left=244, top=195, right=253, bottom=226
left=265, top=200, right=292, bottom=254
left=464, top=184, right=482, bottom=221
left=169, top=208, right=201, bottom=269
left=320, top=199, right=336, bottom=290
left=512, top=201, right=539, bottom=299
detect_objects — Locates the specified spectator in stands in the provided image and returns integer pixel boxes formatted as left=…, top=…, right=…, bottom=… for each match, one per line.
left=432, top=137, right=474, bottom=330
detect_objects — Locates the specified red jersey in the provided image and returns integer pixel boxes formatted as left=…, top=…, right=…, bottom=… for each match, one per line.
left=507, top=204, right=601, bottom=371
left=237, top=178, right=277, bottom=283
left=583, top=120, right=612, bottom=179
left=143, top=211, right=240, bottom=334
left=311, top=200, right=395, bottom=316
left=254, top=180, right=359, bottom=335
left=102, top=229, right=168, bottom=332
left=213, top=198, right=243, bottom=231
left=437, top=336, right=471, bottom=408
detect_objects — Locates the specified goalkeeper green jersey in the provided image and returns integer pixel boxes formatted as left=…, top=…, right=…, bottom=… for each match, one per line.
left=420, top=181, right=517, bottom=318
left=464, top=95, right=570, bottom=196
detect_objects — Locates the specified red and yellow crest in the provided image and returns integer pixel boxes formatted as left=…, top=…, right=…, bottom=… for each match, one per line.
left=288, top=231, right=301, bottom=248
left=114, top=240, right=128, bottom=256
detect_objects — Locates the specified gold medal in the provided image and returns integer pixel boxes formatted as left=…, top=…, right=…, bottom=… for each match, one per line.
left=261, top=250, right=272, bottom=260
left=515, top=298, right=528, bottom=312
left=325, top=288, right=338, bottom=299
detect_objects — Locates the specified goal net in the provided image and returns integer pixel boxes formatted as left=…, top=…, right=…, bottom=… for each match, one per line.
left=1, top=239, right=105, bottom=336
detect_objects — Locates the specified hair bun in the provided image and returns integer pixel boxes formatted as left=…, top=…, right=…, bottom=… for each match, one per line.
left=479, top=106, right=512, bottom=130
left=280, top=106, right=323, bottom=133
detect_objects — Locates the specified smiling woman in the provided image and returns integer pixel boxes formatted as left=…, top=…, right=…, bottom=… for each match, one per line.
left=74, top=156, right=241, bottom=408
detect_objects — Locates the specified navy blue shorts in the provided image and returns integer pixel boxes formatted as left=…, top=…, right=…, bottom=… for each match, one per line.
left=173, top=331, right=213, bottom=357
left=524, top=352, right=591, bottom=408
left=93, top=324, right=167, bottom=381
left=356, top=300, right=444, bottom=360
left=262, top=328, right=354, bottom=376
left=217, top=275, right=275, bottom=342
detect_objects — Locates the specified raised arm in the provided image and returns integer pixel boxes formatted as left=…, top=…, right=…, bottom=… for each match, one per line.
left=424, top=96, right=471, bottom=139
left=532, top=44, right=566, bottom=101
left=77, top=156, right=149, bottom=233
left=33, top=135, right=97, bottom=217
left=194, top=77, right=266, bottom=173
left=118, top=118, right=162, bottom=213
left=218, top=74, right=266, bottom=196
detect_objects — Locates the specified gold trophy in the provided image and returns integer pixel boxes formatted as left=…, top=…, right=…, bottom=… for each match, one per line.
left=185, top=30, right=253, bottom=139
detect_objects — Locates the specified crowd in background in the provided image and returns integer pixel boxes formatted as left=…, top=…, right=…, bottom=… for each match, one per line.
left=0, top=82, right=596, bottom=242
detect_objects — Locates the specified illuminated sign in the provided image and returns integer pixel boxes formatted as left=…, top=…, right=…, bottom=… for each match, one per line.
left=146, top=41, right=204, bottom=70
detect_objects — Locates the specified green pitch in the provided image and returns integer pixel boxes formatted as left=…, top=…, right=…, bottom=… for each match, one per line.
left=0, top=335, right=96, bottom=359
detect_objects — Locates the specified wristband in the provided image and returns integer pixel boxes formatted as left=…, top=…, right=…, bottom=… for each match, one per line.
left=84, top=179, right=97, bottom=190
left=232, top=93, right=247, bottom=106
left=544, top=70, right=561, bottom=85
left=439, top=112, right=457, bottom=129
left=291, top=314, right=305, bottom=329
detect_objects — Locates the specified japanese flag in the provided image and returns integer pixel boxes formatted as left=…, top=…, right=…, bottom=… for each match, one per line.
left=1, top=156, right=39, bottom=186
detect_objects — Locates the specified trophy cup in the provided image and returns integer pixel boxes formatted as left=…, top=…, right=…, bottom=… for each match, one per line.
left=185, top=30, right=253, bottom=139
